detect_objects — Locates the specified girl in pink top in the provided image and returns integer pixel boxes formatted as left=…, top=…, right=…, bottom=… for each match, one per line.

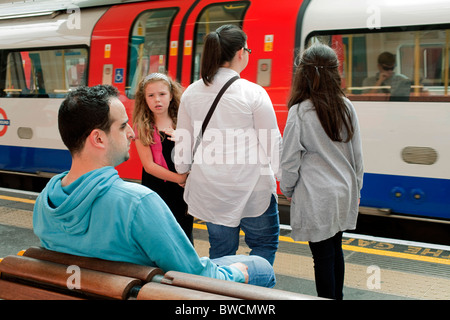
left=133, top=73, right=193, bottom=242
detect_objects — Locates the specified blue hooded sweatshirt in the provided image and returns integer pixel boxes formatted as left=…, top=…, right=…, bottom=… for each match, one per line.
left=33, top=166, right=244, bottom=282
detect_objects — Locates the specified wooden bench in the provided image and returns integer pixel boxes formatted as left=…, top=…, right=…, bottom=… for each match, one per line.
left=0, top=247, right=320, bottom=300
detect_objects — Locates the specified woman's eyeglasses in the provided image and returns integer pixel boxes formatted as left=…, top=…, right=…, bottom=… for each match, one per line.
left=244, top=47, right=252, bottom=54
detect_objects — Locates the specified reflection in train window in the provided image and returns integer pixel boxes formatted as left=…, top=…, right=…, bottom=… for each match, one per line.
left=2, top=47, right=88, bottom=98
left=192, top=2, right=249, bottom=82
left=126, top=8, right=178, bottom=98
left=308, top=28, right=450, bottom=102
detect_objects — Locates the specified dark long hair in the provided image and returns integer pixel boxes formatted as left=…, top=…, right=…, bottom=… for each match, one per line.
left=200, top=24, right=247, bottom=85
left=288, top=42, right=354, bottom=142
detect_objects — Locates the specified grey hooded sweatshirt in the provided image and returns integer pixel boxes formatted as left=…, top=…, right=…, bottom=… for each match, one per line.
left=280, top=98, right=364, bottom=242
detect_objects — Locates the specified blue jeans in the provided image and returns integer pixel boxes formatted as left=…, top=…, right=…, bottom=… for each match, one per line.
left=308, top=231, right=345, bottom=300
left=206, top=195, right=280, bottom=265
left=211, top=254, right=276, bottom=288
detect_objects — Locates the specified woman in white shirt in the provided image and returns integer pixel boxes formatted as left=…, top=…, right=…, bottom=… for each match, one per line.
left=175, top=25, right=282, bottom=265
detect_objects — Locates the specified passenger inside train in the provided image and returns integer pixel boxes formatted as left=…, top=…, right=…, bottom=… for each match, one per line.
left=362, top=51, right=411, bottom=100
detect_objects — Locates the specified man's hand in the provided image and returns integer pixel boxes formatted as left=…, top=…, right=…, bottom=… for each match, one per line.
left=230, top=262, right=249, bottom=283
left=376, top=70, right=392, bottom=85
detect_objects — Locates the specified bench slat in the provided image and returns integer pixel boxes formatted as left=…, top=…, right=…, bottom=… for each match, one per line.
left=136, top=282, right=238, bottom=300
left=0, top=279, right=84, bottom=300
left=161, top=271, right=321, bottom=300
left=23, top=246, right=163, bottom=282
left=0, top=255, right=140, bottom=300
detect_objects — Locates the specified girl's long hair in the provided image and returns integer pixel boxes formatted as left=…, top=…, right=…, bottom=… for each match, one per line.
left=288, top=42, right=354, bottom=142
left=132, top=73, right=182, bottom=146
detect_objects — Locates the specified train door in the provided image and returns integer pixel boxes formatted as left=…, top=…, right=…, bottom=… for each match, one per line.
left=179, top=0, right=303, bottom=133
left=175, top=0, right=250, bottom=88
left=90, top=1, right=193, bottom=180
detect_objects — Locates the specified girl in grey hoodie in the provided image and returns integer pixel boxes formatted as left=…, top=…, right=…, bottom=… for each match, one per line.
left=280, top=43, right=364, bottom=299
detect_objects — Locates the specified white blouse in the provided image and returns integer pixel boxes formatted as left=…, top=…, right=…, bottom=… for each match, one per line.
left=175, top=68, right=282, bottom=227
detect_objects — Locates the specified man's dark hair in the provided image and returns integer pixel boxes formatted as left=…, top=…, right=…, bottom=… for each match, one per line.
left=58, top=85, right=119, bottom=154
left=377, top=52, right=396, bottom=66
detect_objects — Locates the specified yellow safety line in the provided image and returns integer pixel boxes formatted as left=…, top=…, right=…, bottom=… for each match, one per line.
left=194, top=223, right=450, bottom=265
left=0, top=195, right=35, bottom=204
left=342, top=244, right=450, bottom=265
left=279, top=233, right=450, bottom=265
left=193, top=223, right=207, bottom=230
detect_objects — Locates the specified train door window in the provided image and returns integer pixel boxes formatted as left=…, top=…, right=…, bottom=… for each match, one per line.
left=192, top=2, right=250, bottom=82
left=2, top=47, right=88, bottom=98
left=307, top=28, right=450, bottom=102
left=126, top=8, right=178, bottom=98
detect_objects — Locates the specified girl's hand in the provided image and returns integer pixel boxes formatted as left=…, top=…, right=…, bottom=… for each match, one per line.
left=178, top=172, right=188, bottom=187
left=163, top=128, right=176, bottom=141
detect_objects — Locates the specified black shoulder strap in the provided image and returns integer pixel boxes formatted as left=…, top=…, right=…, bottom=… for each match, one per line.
left=200, top=75, right=240, bottom=136
left=192, top=75, right=239, bottom=157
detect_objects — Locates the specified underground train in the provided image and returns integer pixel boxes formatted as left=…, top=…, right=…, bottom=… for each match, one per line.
left=0, top=0, right=449, bottom=221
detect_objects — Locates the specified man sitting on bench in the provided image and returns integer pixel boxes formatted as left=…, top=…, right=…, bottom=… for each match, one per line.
left=33, top=85, right=275, bottom=288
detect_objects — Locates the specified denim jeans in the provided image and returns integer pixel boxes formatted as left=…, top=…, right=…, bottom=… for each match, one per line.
left=206, top=194, right=280, bottom=265
left=211, top=254, right=276, bottom=288
left=308, top=231, right=345, bottom=300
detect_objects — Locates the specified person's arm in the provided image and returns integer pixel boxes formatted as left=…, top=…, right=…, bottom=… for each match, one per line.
left=280, top=106, right=304, bottom=199
left=130, top=193, right=246, bottom=282
left=252, top=88, right=283, bottom=179
left=349, top=103, right=364, bottom=198
left=174, top=93, right=194, bottom=174
left=135, top=139, right=187, bottom=184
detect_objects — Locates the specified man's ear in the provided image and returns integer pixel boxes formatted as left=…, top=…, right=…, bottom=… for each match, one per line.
left=88, top=129, right=106, bottom=150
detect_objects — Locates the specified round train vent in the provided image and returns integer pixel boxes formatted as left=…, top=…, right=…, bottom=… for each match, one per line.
left=401, top=146, right=438, bottom=165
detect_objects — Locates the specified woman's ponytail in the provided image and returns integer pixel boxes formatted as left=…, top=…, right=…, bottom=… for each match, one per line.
left=201, top=32, right=222, bottom=85
left=200, top=25, right=247, bottom=86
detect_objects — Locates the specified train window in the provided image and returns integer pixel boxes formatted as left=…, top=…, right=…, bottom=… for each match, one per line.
left=1, top=47, right=87, bottom=98
left=192, top=2, right=250, bottom=82
left=308, top=28, right=450, bottom=102
left=126, top=8, right=178, bottom=98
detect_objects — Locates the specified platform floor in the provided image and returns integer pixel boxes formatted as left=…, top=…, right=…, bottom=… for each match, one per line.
left=1, top=188, right=449, bottom=300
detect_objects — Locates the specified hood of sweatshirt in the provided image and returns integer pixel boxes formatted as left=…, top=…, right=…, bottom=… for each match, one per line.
left=34, top=166, right=120, bottom=235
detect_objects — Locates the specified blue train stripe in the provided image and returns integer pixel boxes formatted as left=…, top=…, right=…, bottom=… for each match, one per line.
left=0, top=145, right=71, bottom=174
left=1, top=145, right=448, bottom=220
left=361, top=173, right=450, bottom=220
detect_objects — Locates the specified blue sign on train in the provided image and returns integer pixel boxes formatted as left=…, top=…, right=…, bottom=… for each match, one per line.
left=114, top=68, right=124, bottom=84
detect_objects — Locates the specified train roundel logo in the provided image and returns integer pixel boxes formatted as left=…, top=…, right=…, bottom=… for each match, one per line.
left=0, top=107, right=10, bottom=137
